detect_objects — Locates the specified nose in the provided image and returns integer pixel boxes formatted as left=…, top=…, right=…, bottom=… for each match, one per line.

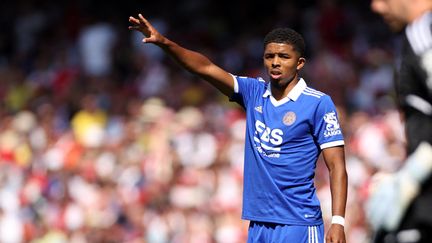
left=370, top=0, right=385, bottom=14
left=272, top=56, right=280, bottom=66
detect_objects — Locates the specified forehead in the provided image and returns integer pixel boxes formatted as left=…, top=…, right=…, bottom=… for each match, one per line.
left=264, top=43, right=296, bottom=53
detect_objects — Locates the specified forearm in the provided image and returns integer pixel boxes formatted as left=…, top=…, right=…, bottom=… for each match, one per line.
left=324, top=147, right=348, bottom=242
left=157, top=38, right=214, bottom=75
left=157, top=37, right=233, bottom=96
left=329, top=166, right=348, bottom=217
left=323, top=147, right=348, bottom=217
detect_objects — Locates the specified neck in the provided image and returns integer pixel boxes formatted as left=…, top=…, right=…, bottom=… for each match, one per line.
left=271, top=77, right=299, bottom=101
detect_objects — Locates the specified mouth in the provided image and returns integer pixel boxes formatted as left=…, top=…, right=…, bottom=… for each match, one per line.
left=270, top=70, right=282, bottom=80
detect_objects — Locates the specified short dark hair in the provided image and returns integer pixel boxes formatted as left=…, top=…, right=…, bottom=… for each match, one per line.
left=263, top=28, right=305, bottom=57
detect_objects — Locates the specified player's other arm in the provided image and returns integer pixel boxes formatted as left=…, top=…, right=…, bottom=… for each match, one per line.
left=129, top=14, right=234, bottom=97
left=322, top=146, right=347, bottom=243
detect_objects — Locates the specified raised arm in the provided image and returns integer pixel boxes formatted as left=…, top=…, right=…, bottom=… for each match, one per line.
left=129, top=14, right=235, bottom=97
left=322, top=146, right=348, bottom=243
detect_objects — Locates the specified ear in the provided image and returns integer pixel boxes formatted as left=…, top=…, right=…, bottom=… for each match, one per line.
left=297, top=57, right=306, bottom=71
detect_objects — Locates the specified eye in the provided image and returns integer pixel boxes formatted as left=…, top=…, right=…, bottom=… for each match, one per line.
left=264, top=54, right=274, bottom=59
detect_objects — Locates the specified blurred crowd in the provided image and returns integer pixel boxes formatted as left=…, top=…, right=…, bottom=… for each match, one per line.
left=0, top=0, right=408, bottom=242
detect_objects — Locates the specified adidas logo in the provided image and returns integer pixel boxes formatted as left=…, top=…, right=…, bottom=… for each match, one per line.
left=255, top=106, right=263, bottom=113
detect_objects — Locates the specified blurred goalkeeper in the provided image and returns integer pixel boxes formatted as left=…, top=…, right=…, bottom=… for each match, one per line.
left=369, top=0, right=432, bottom=242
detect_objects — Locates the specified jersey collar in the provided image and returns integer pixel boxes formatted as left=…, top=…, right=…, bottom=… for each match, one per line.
left=263, top=78, right=307, bottom=102
left=406, top=11, right=432, bottom=55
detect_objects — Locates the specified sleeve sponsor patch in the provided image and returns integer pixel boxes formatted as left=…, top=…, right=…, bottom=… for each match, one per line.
left=323, top=111, right=342, bottom=137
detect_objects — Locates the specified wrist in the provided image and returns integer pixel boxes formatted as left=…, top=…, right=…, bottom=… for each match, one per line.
left=331, top=215, right=345, bottom=227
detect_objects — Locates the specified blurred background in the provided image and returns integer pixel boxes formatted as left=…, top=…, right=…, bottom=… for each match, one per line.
left=0, top=0, right=407, bottom=242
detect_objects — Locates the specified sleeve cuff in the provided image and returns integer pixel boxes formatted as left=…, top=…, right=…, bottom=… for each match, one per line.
left=320, top=140, right=345, bottom=149
left=229, top=73, right=239, bottom=93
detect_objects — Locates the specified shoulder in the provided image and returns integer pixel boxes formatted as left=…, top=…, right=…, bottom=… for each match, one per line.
left=405, top=12, right=432, bottom=55
left=233, top=75, right=266, bottom=83
left=301, top=86, right=329, bottom=101
left=232, top=75, right=268, bottom=91
left=300, top=87, right=337, bottom=113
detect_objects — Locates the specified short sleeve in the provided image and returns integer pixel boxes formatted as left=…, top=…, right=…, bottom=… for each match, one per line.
left=229, top=75, right=263, bottom=109
left=312, top=95, right=345, bottom=149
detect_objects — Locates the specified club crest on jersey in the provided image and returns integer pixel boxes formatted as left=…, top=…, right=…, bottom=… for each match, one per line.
left=283, top=111, right=296, bottom=126
left=255, top=106, right=263, bottom=113
left=323, top=111, right=341, bottom=137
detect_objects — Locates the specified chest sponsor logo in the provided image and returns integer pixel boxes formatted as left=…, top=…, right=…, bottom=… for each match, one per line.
left=254, top=120, right=283, bottom=158
left=323, top=111, right=341, bottom=137
left=283, top=111, right=296, bottom=126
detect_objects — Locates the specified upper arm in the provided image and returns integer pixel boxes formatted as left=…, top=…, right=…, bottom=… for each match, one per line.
left=202, top=64, right=236, bottom=97
left=322, top=146, right=346, bottom=172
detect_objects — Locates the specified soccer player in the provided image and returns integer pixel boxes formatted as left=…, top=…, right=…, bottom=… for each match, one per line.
left=129, top=14, right=347, bottom=243
left=368, top=0, right=432, bottom=242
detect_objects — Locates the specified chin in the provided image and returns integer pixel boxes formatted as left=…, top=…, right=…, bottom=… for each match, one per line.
left=270, top=79, right=289, bottom=88
left=269, top=78, right=281, bottom=84
left=387, top=21, right=406, bottom=33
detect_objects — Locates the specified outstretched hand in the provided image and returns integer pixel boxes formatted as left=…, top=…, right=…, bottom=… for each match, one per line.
left=128, top=14, right=163, bottom=44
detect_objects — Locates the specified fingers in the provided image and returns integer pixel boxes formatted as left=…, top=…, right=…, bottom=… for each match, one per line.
left=128, top=14, right=153, bottom=33
left=128, top=26, right=140, bottom=30
left=138, top=14, right=154, bottom=30
left=128, top=14, right=151, bottom=26
left=128, top=16, right=140, bottom=25
left=128, top=13, right=156, bottom=43
left=326, top=237, right=346, bottom=243
left=128, top=14, right=150, bottom=27
left=138, top=14, right=147, bottom=24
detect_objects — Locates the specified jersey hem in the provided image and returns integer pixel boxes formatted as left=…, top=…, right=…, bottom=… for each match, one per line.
left=242, top=215, right=323, bottom=226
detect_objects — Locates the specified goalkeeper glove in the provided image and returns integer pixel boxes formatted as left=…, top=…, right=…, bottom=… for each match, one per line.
left=366, top=142, right=432, bottom=231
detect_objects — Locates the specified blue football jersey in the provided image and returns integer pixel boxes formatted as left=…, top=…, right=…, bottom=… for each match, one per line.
left=230, top=75, right=344, bottom=225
